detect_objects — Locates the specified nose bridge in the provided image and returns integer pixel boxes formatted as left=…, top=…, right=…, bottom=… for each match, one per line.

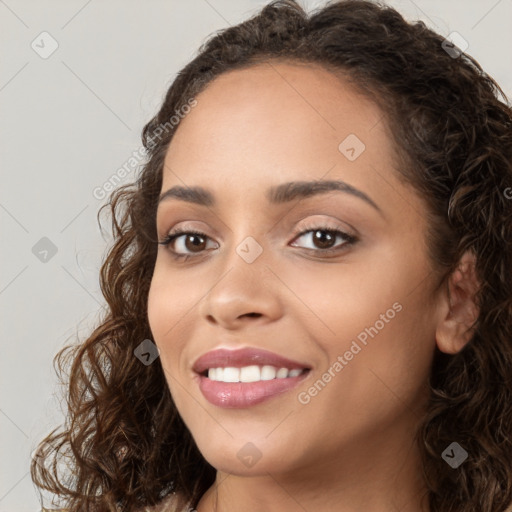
left=218, top=199, right=269, bottom=268
left=218, top=232, right=269, bottom=301
left=199, top=230, right=283, bottom=326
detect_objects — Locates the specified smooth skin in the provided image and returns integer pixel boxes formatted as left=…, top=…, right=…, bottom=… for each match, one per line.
left=147, top=61, right=480, bottom=512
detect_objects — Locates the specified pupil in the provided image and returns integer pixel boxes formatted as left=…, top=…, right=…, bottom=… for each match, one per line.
left=314, top=230, right=334, bottom=249
left=187, top=234, right=205, bottom=252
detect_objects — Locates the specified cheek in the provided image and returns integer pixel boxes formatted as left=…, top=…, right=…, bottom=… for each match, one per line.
left=147, top=264, right=190, bottom=377
left=147, top=269, right=170, bottom=344
left=285, top=251, right=435, bottom=398
left=282, top=257, right=405, bottom=341
left=147, top=261, right=198, bottom=341
left=292, top=304, right=434, bottom=449
left=147, top=273, right=190, bottom=411
left=147, top=260, right=214, bottom=401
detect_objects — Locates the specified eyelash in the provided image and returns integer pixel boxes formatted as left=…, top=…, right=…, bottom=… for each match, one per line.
left=158, top=224, right=358, bottom=262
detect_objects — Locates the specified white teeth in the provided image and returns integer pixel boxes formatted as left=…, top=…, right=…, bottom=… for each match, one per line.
left=260, top=365, right=277, bottom=380
left=206, top=365, right=306, bottom=382
left=276, top=367, right=289, bottom=378
left=240, top=365, right=260, bottom=383
left=223, top=367, right=240, bottom=382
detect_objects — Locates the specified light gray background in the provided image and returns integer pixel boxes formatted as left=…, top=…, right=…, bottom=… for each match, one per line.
left=1, top=0, right=511, bottom=510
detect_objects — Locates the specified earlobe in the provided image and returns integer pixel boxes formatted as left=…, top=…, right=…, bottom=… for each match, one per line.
left=435, top=250, right=481, bottom=355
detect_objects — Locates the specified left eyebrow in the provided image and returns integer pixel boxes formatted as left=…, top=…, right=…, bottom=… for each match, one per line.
left=158, top=179, right=383, bottom=217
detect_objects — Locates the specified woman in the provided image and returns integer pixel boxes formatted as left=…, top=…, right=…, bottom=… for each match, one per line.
left=31, top=1, right=512, bottom=511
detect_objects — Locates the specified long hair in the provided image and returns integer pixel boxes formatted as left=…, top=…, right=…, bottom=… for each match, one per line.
left=31, top=1, right=512, bottom=511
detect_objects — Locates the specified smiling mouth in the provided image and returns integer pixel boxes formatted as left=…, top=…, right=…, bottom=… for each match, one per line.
left=196, top=366, right=311, bottom=408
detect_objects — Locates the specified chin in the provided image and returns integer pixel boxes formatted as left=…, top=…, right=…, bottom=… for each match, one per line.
left=196, top=438, right=291, bottom=476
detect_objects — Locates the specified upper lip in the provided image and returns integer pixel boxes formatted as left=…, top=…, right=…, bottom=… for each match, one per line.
left=193, top=347, right=312, bottom=375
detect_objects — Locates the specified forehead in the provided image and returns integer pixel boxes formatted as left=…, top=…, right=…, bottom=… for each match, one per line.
left=166, top=60, right=385, bottom=152
left=160, top=61, right=399, bottom=210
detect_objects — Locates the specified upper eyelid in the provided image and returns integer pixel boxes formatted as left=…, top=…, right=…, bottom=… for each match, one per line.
left=157, top=203, right=361, bottom=231
left=160, top=214, right=357, bottom=237
left=163, top=222, right=350, bottom=238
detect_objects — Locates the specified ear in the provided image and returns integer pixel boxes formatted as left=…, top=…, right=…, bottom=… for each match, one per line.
left=435, top=250, right=481, bottom=355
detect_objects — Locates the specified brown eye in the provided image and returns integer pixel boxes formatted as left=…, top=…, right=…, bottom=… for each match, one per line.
left=159, top=229, right=218, bottom=259
left=310, top=230, right=337, bottom=249
left=181, top=233, right=207, bottom=252
left=291, top=227, right=356, bottom=254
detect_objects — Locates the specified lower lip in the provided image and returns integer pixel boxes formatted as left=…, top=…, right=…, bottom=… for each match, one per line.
left=196, top=371, right=310, bottom=408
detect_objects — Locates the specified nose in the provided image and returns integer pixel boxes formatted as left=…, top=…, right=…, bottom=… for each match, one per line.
left=199, top=262, right=283, bottom=330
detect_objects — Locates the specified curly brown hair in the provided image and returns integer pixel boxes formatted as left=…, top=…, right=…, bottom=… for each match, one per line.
left=31, top=1, right=512, bottom=511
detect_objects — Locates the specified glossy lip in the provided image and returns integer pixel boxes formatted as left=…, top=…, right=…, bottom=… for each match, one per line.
left=192, top=347, right=312, bottom=375
left=194, top=369, right=311, bottom=408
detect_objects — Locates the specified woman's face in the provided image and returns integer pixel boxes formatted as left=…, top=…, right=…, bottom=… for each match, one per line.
left=147, top=61, right=441, bottom=479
